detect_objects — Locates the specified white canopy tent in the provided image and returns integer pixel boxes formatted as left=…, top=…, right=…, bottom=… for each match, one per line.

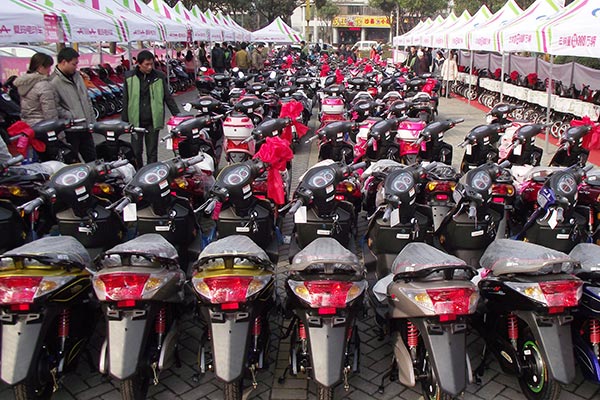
left=190, top=5, right=223, bottom=42
left=117, top=0, right=187, bottom=42
left=80, top=0, right=165, bottom=41
left=469, top=0, right=522, bottom=52
left=400, top=18, right=433, bottom=47
left=205, top=10, right=234, bottom=42
left=421, top=12, right=457, bottom=48
left=1, top=0, right=49, bottom=43
left=539, top=0, right=600, bottom=57
left=411, top=16, right=444, bottom=48
left=393, top=20, right=423, bottom=47
left=225, top=15, right=252, bottom=42
left=24, top=0, right=124, bottom=42
left=498, top=0, right=564, bottom=53
left=251, top=17, right=303, bottom=44
left=171, top=1, right=210, bottom=42
left=431, top=10, right=471, bottom=49
left=446, top=6, right=493, bottom=50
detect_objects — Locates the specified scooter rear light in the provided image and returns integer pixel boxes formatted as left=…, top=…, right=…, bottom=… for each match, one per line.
left=192, top=275, right=271, bottom=304
left=117, top=299, right=137, bottom=308
left=426, top=181, right=456, bottom=193
left=436, top=194, right=449, bottom=201
left=221, top=302, right=240, bottom=310
left=318, top=307, right=337, bottom=315
left=96, top=273, right=150, bottom=301
left=402, top=287, right=479, bottom=316
left=505, top=280, right=582, bottom=308
left=0, top=275, right=73, bottom=304
left=288, top=280, right=367, bottom=308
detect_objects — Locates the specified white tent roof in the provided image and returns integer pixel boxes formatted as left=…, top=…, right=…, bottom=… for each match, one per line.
left=171, top=1, right=209, bottom=42
left=80, top=0, right=164, bottom=41
left=431, top=10, right=471, bottom=49
left=446, top=5, right=493, bottom=49
left=411, top=15, right=444, bottom=47
left=499, top=0, right=564, bottom=53
left=393, top=20, right=424, bottom=46
left=400, top=18, right=433, bottom=46
left=225, top=16, right=252, bottom=42
left=190, top=5, right=223, bottom=42
left=147, top=0, right=191, bottom=42
left=469, top=0, right=523, bottom=51
left=24, top=0, right=124, bottom=42
left=540, top=0, right=600, bottom=57
left=421, top=13, right=457, bottom=48
left=117, top=0, right=187, bottom=42
left=1, top=0, right=48, bottom=43
left=206, top=9, right=234, bottom=42
left=252, top=17, right=303, bottom=44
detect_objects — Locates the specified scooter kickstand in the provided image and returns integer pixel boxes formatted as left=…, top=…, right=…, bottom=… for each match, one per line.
left=377, top=364, right=394, bottom=394
left=277, top=366, right=289, bottom=384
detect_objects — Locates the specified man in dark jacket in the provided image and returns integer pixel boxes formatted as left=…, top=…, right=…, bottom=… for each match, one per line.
left=211, top=43, right=226, bottom=73
left=121, top=50, right=180, bottom=167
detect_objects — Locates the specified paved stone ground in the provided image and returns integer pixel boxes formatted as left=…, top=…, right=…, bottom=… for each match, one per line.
left=1, top=91, right=599, bottom=400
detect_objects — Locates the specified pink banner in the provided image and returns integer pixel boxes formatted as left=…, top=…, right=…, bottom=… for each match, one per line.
left=43, top=14, right=60, bottom=42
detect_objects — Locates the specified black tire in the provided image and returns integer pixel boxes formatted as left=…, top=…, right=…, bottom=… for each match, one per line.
left=223, top=379, right=243, bottom=400
left=13, top=382, right=53, bottom=400
left=517, top=329, right=561, bottom=400
left=317, top=384, right=333, bottom=400
left=93, top=105, right=100, bottom=120
left=13, top=343, right=54, bottom=400
left=120, top=373, right=150, bottom=400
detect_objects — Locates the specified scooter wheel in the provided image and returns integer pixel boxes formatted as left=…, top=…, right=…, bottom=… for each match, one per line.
left=13, top=345, right=53, bottom=400
left=517, top=329, right=561, bottom=400
left=317, top=384, right=333, bottom=400
left=223, top=379, right=243, bottom=400
left=120, top=373, right=150, bottom=400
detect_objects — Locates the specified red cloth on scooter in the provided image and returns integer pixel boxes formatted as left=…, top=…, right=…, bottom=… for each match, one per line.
left=279, top=101, right=309, bottom=142
left=253, top=137, right=293, bottom=205
left=320, top=63, right=330, bottom=77
left=570, top=116, right=600, bottom=150
left=7, top=120, right=45, bottom=155
left=364, top=64, right=373, bottom=74
left=335, top=69, right=344, bottom=84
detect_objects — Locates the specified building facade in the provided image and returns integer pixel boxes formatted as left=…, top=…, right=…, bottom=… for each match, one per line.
left=290, top=1, right=391, bottom=45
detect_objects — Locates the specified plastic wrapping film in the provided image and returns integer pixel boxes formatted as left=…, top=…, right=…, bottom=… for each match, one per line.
left=197, top=235, right=270, bottom=263
left=391, top=242, right=466, bottom=275
left=374, top=242, right=469, bottom=302
left=1, top=236, right=91, bottom=269
left=98, top=234, right=178, bottom=268
left=570, top=243, right=600, bottom=273
left=289, top=237, right=362, bottom=273
left=360, top=159, right=403, bottom=179
left=480, top=239, right=577, bottom=276
left=110, top=163, right=136, bottom=184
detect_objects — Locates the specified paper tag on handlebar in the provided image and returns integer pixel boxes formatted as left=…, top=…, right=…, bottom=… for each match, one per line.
left=390, top=209, right=400, bottom=227
left=465, top=144, right=472, bottom=155
left=513, top=144, right=522, bottom=156
left=123, top=203, right=137, bottom=222
left=294, top=206, right=307, bottom=224
left=165, top=138, right=173, bottom=150
left=183, top=103, right=192, bottom=112
left=548, top=210, right=558, bottom=230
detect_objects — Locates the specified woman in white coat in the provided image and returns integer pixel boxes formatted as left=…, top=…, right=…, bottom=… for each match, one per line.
left=441, top=50, right=458, bottom=97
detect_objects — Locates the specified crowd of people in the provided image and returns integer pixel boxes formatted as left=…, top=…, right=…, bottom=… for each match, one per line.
left=405, top=46, right=459, bottom=96
left=176, top=41, right=268, bottom=76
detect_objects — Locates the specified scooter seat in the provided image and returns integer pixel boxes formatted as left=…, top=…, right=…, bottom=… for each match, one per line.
left=570, top=243, right=600, bottom=273
left=197, top=235, right=271, bottom=265
left=2, top=236, right=91, bottom=269
left=481, top=239, right=576, bottom=276
left=100, top=234, right=178, bottom=267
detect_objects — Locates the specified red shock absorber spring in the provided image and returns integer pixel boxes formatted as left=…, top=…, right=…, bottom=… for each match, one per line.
left=253, top=317, right=261, bottom=336
left=155, top=307, right=166, bottom=335
left=407, top=321, right=418, bottom=348
left=590, top=319, right=600, bottom=345
left=346, top=326, right=353, bottom=341
left=507, top=313, right=519, bottom=341
left=298, top=322, right=306, bottom=340
left=58, top=309, right=70, bottom=338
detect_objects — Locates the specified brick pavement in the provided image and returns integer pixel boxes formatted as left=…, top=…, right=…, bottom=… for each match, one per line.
left=1, top=94, right=599, bottom=400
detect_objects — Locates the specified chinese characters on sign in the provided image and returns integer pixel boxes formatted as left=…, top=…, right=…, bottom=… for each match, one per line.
left=332, top=16, right=391, bottom=28
left=557, top=34, right=597, bottom=48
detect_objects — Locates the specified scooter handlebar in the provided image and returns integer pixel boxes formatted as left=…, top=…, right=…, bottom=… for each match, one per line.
left=381, top=205, right=393, bottom=223
left=109, top=159, right=129, bottom=169
left=195, top=197, right=217, bottom=214
left=288, top=200, right=303, bottom=215
left=18, top=197, right=45, bottom=214
left=113, top=197, right=132, bottom=213
left=305, top=134, right=319, bottom=144
left=133, top=127, right=148, bottom=134
left=452, top=118, right=465, bottom=124
left=184, top=153, right=205, bottom=167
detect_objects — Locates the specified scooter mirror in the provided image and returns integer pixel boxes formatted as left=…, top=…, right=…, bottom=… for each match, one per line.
left=269, top=71, right=277, bottom=79
left=232, top=67, right=240, bottom=73
left=200, top=67, right=207, bottom=72
left=238, top=71, right=245, bottom=78
left=183, top=103, right=193, bottom=112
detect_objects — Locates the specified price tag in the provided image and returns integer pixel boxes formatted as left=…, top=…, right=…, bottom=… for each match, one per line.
left=513, top=144, right=522, bottom=156
left=294, top=206, right=307, bottom=224
left=466, top=144, right=472, bottom=155
left=123, top=203, right=137, bottom=222
left=548, top=210, right=558, bottom=229
left=165, top=138, right=173, bottom=150
left=390, top=209, right=400, bottom=227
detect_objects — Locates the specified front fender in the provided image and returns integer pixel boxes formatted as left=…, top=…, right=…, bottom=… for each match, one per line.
left=210, top=312, right=251, bottom=383
left=413, top=319, right=468, bottom=396
left=516, top=311, right=576, bottom=384
left=305, top=316, right=348, bottom=388
left=1, top=316, right=45, bottom=385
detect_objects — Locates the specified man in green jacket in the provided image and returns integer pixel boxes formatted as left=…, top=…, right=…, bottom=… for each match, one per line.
left=122, top=50, right=180, bottom=167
